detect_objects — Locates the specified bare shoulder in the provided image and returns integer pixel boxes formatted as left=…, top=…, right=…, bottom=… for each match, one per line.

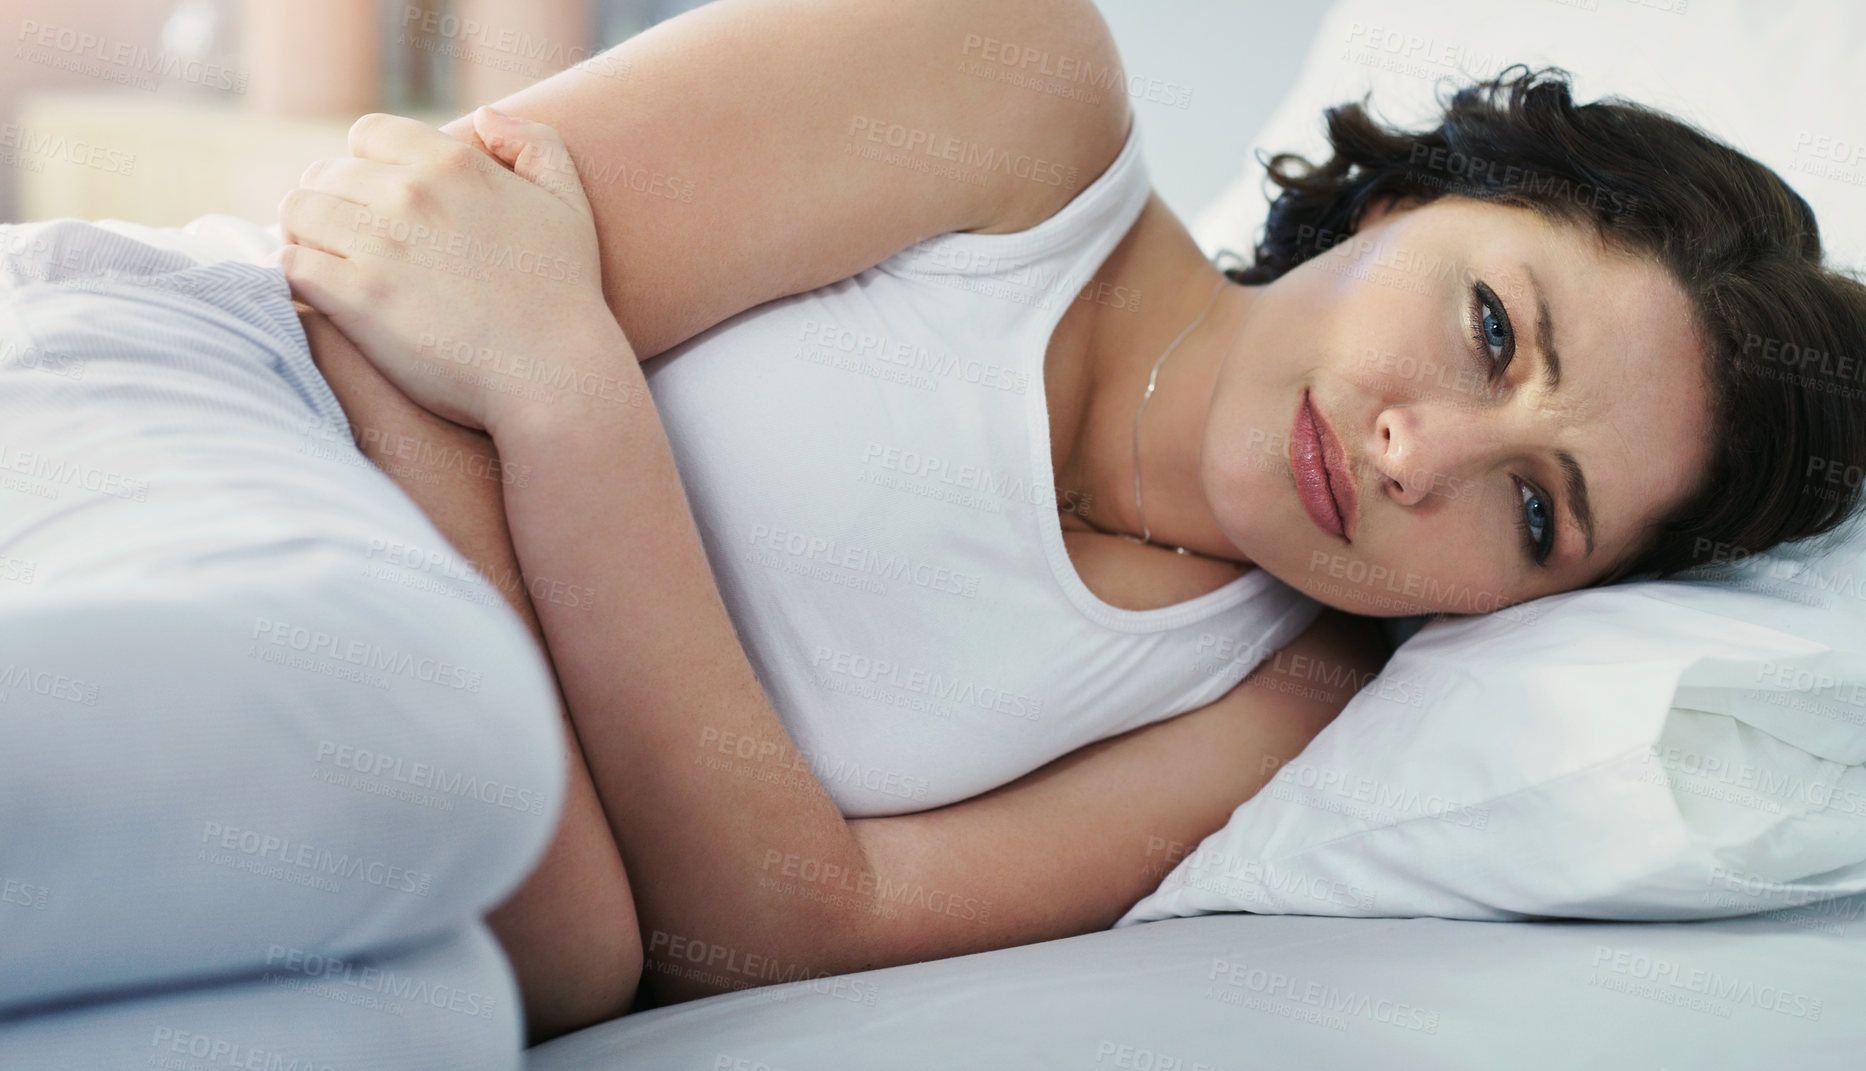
left=761, top=0, right=1133, bottom=231
left=915, top=0, right=1135, bottom=234
left=448, top=0, right=1135, bottom=357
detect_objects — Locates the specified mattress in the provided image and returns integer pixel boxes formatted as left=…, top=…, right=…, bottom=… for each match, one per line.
left=528, top=899, right=1866, bottom=1070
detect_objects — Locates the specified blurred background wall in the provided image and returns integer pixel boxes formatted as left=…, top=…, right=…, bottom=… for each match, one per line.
left=0, top=0, right=1329, bottom=225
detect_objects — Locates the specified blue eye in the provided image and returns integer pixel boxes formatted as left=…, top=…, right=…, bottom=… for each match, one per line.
left=1483, top=305, right=1508, bottom=350
left=1466, top=280, right=1516, bottom=374
left=1517, top=480, right=1554, bottom=564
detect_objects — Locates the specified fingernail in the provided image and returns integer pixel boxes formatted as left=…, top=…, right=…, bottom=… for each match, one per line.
left=484, top=105, right=511, bottom=119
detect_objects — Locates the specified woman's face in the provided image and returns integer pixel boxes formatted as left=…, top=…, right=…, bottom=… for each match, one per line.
left=1203, top=196, right=1715, bottom=617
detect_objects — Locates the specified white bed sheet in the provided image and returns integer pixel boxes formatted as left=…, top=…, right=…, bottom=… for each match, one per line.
left=529, top=899, right=1866, bottom=1070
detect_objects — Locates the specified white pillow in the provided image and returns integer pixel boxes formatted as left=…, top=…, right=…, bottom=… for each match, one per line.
left=1123, top=518, right=1866, bottom=923
left=1122, top=0, right=1866, bottom=925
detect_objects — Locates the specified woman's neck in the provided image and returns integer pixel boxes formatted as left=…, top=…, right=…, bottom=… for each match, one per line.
left=1051, top=194, right=1259, bottom=564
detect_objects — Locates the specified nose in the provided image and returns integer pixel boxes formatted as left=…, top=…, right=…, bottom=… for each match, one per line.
left=1373, top=403, right=1501, bottom=507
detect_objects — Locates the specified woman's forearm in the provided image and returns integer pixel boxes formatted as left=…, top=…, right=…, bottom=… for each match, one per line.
left=487, top=323, right=879, bottom=1001
left=303, top=309, right=646, bottom=1035
left=280, top=100, right=891, bottom=1004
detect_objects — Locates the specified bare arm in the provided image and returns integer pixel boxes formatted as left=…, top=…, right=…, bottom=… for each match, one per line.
left=431, top=0, right=1132, bottom=360
left=297, top=312, right=646, bottom=1035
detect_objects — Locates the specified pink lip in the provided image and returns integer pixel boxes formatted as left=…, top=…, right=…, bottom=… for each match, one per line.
left=1293, top=389, right=1357, bottom=542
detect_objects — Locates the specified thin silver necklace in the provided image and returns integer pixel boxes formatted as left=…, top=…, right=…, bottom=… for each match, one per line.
left=1122, top=275, right=1229, bottom=557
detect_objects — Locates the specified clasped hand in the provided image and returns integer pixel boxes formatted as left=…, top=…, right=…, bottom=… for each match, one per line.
left=278, top=106, right=624, bottom=432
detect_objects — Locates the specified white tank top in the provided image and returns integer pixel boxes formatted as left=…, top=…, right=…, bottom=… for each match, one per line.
left=644, top=122, right=1323, bottom=817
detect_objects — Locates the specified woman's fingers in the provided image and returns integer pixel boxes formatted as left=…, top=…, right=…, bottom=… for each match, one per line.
left=281, top=108, right=613, bottom=433
left=347, top=111, right=464, bottom=166
left=277, top=243, right=367, bottom=326
left=277, top=187, right=372, bottom=259
left=470, top=107, right=594, bottom=217
left=298, top=156, right=406, bottom=209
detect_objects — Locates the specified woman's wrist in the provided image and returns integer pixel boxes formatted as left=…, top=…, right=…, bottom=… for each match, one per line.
left=482, top=315, right=641, bottom=443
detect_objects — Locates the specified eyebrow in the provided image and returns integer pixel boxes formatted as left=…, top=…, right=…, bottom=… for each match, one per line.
left=1524, top=264, right=1596, bottom=559
left=1557, top=449, right=1596, bottom=558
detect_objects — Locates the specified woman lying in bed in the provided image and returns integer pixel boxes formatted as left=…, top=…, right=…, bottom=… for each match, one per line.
left=274, top=0, right=1866, bottom=1041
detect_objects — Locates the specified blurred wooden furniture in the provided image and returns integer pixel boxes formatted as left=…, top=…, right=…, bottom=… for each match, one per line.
left=244, top=0, right=382, bottom=118
left=15, top=93, right=450, bottom=227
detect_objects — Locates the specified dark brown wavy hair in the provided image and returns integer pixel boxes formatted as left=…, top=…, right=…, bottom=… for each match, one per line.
left=1226, top=65, right=1866, bottom=583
